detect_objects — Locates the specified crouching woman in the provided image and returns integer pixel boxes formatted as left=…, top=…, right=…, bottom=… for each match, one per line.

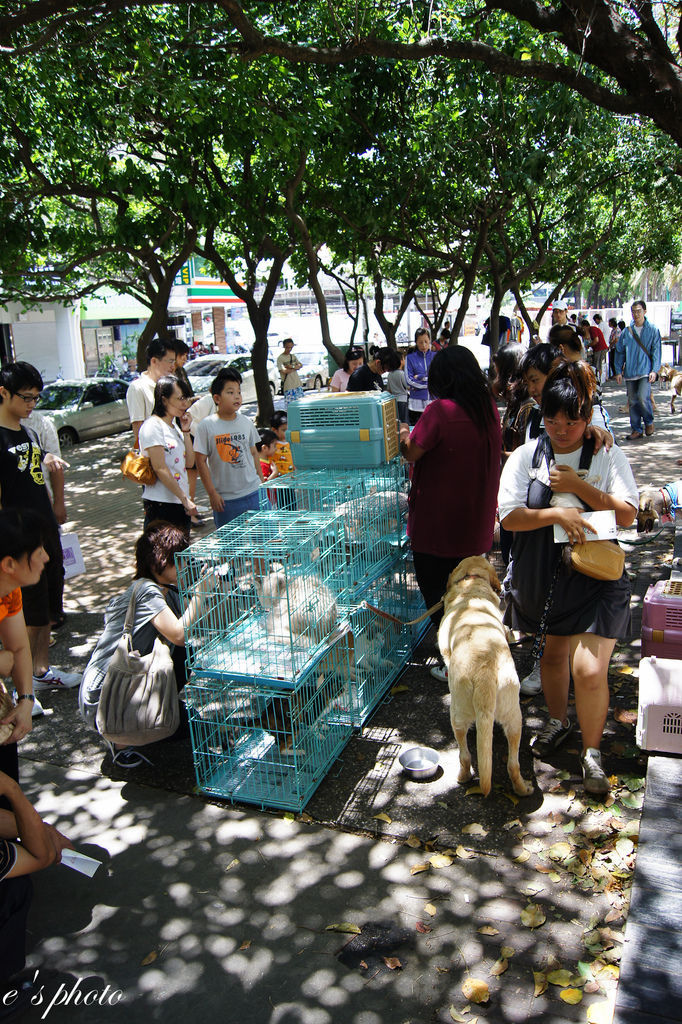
left=498, top=360, right=638, bottom=796
left=79, top=522, right=207, bottom=768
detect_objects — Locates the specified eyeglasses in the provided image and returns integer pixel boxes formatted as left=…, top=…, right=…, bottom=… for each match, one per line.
left=14, top=393, right=39, bottom=404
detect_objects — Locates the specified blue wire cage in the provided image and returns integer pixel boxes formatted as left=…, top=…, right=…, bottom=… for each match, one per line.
left=185, top=639, right=354, bottom=810
left=260, top=459, right=407, bottom=595
left=176, top=511, right=351, bottom=685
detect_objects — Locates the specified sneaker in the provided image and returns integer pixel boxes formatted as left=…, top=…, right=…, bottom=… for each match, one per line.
left=430, top=663, right=448, bottom=682
left=11, top=690, right=46, bottom=717
left=581, top=747, right=610, bottom=796
left=195, top=504, right=210, bottom=514
left=520, top=662, right=542, bottom=696
left=531, top=716, right=573, bottom=756
left=111, top=747, right=153, bottom=769
left=33, top=667, right=81, bottom=690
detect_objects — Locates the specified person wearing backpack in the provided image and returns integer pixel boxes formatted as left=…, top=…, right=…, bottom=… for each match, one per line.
left=614, top=299, right=661, bottom=440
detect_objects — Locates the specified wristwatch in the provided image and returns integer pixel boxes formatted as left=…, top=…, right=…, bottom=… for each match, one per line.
left=16, top=694, right=35, bottom=703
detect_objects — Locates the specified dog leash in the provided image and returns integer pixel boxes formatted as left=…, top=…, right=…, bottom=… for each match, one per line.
left=361, top=599, right=443, bottom=628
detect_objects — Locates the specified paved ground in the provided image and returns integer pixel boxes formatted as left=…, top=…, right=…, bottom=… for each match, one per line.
left=12, top=378, right=682, bottom=1023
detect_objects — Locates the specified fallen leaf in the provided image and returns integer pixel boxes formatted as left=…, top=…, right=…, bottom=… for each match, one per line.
left=586, top=1000, right=615, bottom=1024
left=548, top=871, right=562, bottom=883
left=225, top=858, right=240, bottom=872
left=549, top=841, right=572, bottom=861
left=503, top=818, right=522, bottom=830
left=547, top=969, right=573, bottom=987
left=500, top=945, right=515, bottom=959
left=615, top=838, right=634, bottom=858
left=383, top=956, right=403, bottom=970
left=437, top=801, right=449, bottom=809
left=562, top=821, right=576, bottom=833
left=584, top=980, right=601, bottom=994
left=449, top=1009, right=468, bottom=1023
left=490, top=957, right=508, bottom=976
left=283, top=812, right=295, bottom=823
left=390, top=683, right=409, bottom=695
left=141, top=951, right=157, bottom=966
left=614, top=707, right=637, bottom=725
left=513, top=849, right=531, bottom=864
left=461, top=978, right=489, bottom=1004
left=239, top=940, right=251, bottom=951
left=456, top=845, right=476, bottom=860
left=373, top=812, right=392, bottom=824
left=359, top=960, right=368, bottom=970
left=503, top=792, right=519, bottom=805
left=477, top=925, right=499, bottom=936
left=533, top=971, right=547, bottom=996
left=463, top=823, right=488, bottom=837
left=560, top=988, right=583, bottom=1004
left=430, top=853, right=453, bottom=868
left=299, top=812, right=313, bottom=823
left=405, top=834, right=422, bottom=849
left=521, top=903, right=546, bottom=929
left=424, top=903, right=437, bottom=917
left=416, top=921, right=432, bottom=933
left=436, top=966, right=450, bottom=974
left=617, top=665, right=633, bottom=674
left=410, top=862, right=430, bottom=875
left=325, top=922, right=361, bottom=934
left=465, top=784, right=483, bottom=796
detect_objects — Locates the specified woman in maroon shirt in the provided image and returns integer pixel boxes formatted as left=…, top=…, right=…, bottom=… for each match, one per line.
left=400, top=347, right=502, bottom=679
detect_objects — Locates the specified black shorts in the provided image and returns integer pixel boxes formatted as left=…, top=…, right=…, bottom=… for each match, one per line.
left=21, top=521, right=64, bottom=628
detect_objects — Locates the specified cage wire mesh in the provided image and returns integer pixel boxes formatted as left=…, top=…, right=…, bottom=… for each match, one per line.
left=186, top=649, right=354, bottom=809
left=176, top=510, right=350, bottom=685
left=260, top=459, right=408, bottom=594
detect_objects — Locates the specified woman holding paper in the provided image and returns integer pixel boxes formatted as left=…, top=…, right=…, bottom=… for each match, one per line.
left=498, top=361, right=638, bottom=796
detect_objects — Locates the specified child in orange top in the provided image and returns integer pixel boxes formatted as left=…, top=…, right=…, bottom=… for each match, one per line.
left=270, top=410, right=294, bottom=475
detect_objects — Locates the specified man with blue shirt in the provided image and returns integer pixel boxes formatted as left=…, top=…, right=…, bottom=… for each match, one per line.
left=615, top=300, right=661, bottom=441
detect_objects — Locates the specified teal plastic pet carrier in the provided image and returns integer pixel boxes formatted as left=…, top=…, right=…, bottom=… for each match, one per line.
left=286, top=392, right=400, bottom=468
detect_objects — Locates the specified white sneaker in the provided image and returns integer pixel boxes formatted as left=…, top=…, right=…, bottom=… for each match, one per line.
left=33, top=667, right=81, bottom=691
left=430, top=663, right=448, bottom=682
left=520, top=662, right=542, bottom=696
left=12, top=691, right=46, bottom=717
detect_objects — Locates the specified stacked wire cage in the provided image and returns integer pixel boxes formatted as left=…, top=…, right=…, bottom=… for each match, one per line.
left=260, top=459, right=408, bottom=597
left=177, top=511, right=356, bottom=809
left=177, top=393, right=427, bottom=811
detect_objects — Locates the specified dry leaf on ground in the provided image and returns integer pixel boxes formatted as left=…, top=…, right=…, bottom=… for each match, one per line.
left=559, top=988, right=583, bottom=1004
left=424, top=903, right=437, bottom=916
left=405, top=834, right=422, bottom=848
left=325, top=922, right=361, bottom=934
left=383, top=956, right=403, bottom=970
left=141, top=951, right=157, bottom=966
left=430, top=853, right=453, bottom=868
left=456, top=845, right=476, bottom=859
left=462, top=823, right=488, bottom=837
left=513, top=849, right=531, bottom=864
left=477, top=925, right=499, bottom=936
left=500, top=946, right=515, bottom=959
left=547, top=969, right=573, bottom=987
left=490, top=958, right=509, bottom=976
left=416, top=921, right=432, bottom=933
left=238, top=940, right=251, bottom=951
left=533, top=971, right=547, bottom=996
left=461, top=978, right=490, bottom=1003
left=410, top=862, right=430, bottom=875
left=373, top=812, right=392, bottom=824
left=521, top=903, right=546, bottom=928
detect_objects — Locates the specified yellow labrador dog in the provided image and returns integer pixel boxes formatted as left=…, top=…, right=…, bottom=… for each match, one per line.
left=438, top=556, right=533, bottom=797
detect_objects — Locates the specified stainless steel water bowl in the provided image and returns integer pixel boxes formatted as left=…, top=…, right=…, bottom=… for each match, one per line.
left=399, top=746, right=440, bottom=780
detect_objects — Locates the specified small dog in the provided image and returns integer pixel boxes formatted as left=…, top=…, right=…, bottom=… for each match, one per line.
left=438, top=556, right=533, bottom=797
left=637, top=482, right=678, bottom=532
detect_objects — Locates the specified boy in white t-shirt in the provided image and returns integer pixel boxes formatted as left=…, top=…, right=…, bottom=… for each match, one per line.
left=194, top=367, right=265, bottom=528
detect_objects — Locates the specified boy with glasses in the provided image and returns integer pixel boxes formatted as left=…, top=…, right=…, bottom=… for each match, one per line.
left=0, top=363, right=79, bottom=692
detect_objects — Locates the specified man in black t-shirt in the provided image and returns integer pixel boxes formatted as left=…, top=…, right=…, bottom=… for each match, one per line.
left=0, top=363, right=79, bottom=692
left=347, top=348, right=397, bottom=392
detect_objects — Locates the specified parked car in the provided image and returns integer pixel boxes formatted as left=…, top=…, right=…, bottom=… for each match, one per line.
left=35, top=377, right=130, bottom=450
left=186, top=354, right=279, bottom=402
left=295, top=350, right=329, bottom=391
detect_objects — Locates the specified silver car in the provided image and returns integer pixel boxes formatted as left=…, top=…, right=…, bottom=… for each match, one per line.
left=186, top=354, right=279, bottom=402
left=35, top=377, right=130, bottom=450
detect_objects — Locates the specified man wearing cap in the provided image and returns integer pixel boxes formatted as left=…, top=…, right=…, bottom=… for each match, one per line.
left=615, top=299, right=661, bottom=440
